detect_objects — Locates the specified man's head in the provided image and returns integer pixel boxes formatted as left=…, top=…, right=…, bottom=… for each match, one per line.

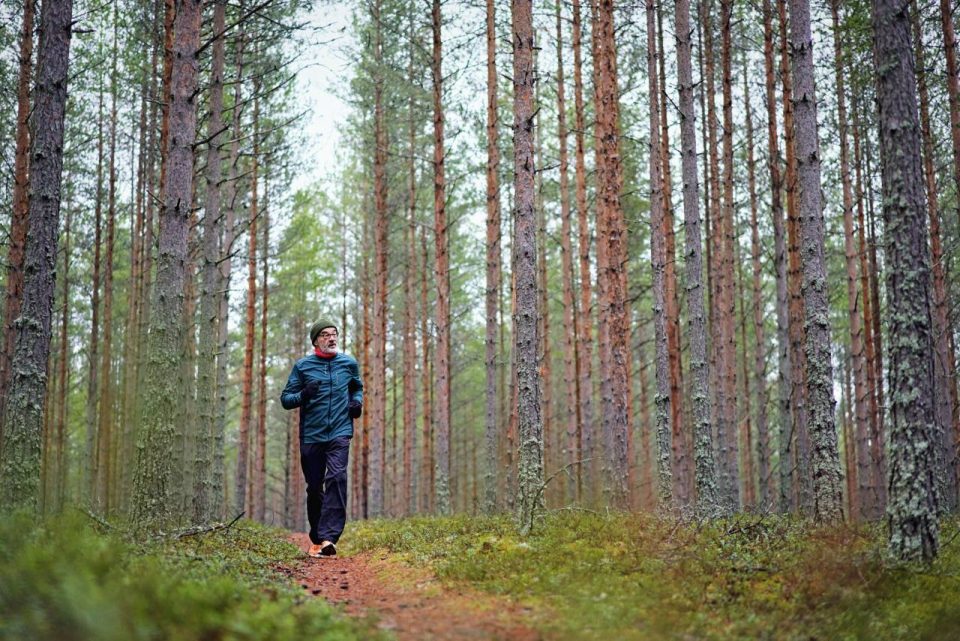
left=310, top=320, right=339, bottom=354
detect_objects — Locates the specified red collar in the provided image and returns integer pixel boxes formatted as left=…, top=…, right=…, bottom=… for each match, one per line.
left=314, top=348, right=336, bottom=359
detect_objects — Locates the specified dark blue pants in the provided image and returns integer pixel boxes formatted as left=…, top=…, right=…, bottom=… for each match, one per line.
left=300, top=437, right=350, bottom=545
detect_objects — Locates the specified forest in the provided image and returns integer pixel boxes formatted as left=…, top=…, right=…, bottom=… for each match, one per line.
left=1, top=0, right=960, bottom=638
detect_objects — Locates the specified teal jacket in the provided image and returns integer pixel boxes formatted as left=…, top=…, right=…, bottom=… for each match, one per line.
left=280, top=352, right=363, bottom=443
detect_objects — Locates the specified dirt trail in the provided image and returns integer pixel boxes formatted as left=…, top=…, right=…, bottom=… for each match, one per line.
left=288, top=533, right=542, bottom=641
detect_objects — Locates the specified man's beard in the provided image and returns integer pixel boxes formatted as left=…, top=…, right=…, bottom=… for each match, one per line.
left=319, top=341, right=338, bottom=354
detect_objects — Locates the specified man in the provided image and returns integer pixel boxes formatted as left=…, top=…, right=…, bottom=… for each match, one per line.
left=281, top=319, right=363, bottom=557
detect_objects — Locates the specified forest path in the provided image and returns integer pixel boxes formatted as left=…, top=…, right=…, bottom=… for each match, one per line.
left=288, top=533, right=543, bottom=641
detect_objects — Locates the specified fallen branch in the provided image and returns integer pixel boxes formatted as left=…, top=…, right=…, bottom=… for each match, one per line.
left=174, top=512, right=245, bottom=540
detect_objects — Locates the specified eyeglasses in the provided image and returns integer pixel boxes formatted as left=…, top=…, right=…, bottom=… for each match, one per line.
left=319, top=330, right=339, bottom=338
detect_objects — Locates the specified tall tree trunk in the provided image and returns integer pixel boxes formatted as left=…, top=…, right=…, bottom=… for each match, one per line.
left=658, top=2, right=687, bottom=508
left=253, top=164, right=270, bottom=522
left=535, top=63, right=553, bottom=508
left=762, top=0, right=792, bottom=514
left=555, top=0, right=581, bottom=506
left=55, top=200, right=72, bottom=511
left=850, top=89, right=882, bottom=519
left=717, top=0, right=740, bottom=513
left=404, top=7, right=419, bottom=516
left=594, top=0, right=630, bottom=508
left=789, top=0, right=843, bottom=522
left=483, top=0, right=503, bottom=515
left=913, top=0, right=958, bottom=510
left=133, top=0, right=202, bottom=524
left=431, top=0, right=451, bottom=515
left=212, top=26, right=244, bottom=520
left=420, top=222, right=433, bottom=513
left=513, top=0, right=544, bottom=533
left=648, top=0, right=673, bottom=508
left=675, top=0, right=718, bottom=513
left=735, top=220, right=755, bottom=508
left=193, top=0, right=225, bottom=524
left=237, top=94, right=259, bottom=517
left=830, top=0, right=871, bottom=520
left=572, top=0, right=595, bottom=503
left=940, top=0, right=960, bottom=227
left=864, top=136, right=888, bottom=514
left=369, top=0, right=388, bottom=518
left=0, top=0, right=73, bottom=511
left=743, top=55, right=771, bottom=509
left=85, top=70, right=106, bottom=505
left=780, top=0, right=812, bottom=514
left=96, top=21, right=120, bottom=513
left=0, top=0, right=35, bottom=432
left=874, top=0, right=940, bottom=561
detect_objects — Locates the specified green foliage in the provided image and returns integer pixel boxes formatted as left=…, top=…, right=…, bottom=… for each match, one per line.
left=0, top=511, right=382, bottom=641
left=347, top=512, right=960, bottom=641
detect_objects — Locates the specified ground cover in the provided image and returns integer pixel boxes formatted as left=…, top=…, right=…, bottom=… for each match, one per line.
left=345, top=511, right=960, bottom=641
left=0, top=511, right=383, bottom=641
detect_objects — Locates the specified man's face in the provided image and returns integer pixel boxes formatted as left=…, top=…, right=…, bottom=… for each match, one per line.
left=315, top=328, right=339, bottom=354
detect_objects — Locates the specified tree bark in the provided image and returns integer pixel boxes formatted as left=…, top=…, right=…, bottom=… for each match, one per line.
left=912, top=0, right=958, bottom=510
left=659, top=1, right=687, bottom=508
left=717, top=0, right=740, bottom=513
left=572, top=0, right=595, bottom=503
left=874, top=0, right=940, bottom=562
left=133, top=0, right=202, bottom=525
left=0, top=0, right=73, bottom=511
left=647, top=0, right=672, bottom=508
left=237, top=100, right=259, bottom=517
left=829, top=0, right=871, bottom=521
left=0, top=0, right=35, bottom=433
left=193, top=0, right=225, bottom=524
left=761, top=0, right=792, bottom=514
left=404, top=7, right=419, bottom=516
left=780, top=0, right=812, bottom=514
left=593, top=0, right=630, bottom=508
left=675, top=0, right=719, bottom=514
left=788, top=0, right=844, bottom=523
left=940, top=0, right=960, bottom=229
left=850, top=89, right=883, bottom=519
left=555, top=0, right=581, bottom=507
left=431, top=0, right=451, bottom=516
left=512, top=0, right=544, bottom=533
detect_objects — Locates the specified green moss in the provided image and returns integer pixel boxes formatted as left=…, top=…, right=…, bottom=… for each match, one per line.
left=345, top=511, right=960, bottom=640
left=0, top=511, right=383, bottom=641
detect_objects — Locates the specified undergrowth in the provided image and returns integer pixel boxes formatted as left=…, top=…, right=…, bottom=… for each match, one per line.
left=346, top=511, right=960, bottom=641
left=0, top=510, right=382, bottom=641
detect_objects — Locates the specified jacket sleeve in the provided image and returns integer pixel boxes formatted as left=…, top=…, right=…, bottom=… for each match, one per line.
left=348, top=359, right=363, bottom=405
left=280, top=362, right=303, bottom=410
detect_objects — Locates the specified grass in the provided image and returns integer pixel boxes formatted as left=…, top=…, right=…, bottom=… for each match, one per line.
left=0, top=510, right=384, bottom=641
left=345, top=510, right=960, bottom=641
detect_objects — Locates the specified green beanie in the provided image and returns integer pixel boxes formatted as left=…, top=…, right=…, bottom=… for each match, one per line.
left=310, top=320, right=338, bottom=345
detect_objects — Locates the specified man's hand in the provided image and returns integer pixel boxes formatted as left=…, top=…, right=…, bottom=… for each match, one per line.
left=348, top=400, right=362, bottom=419
left=301, top=379, right=319, bottom=401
